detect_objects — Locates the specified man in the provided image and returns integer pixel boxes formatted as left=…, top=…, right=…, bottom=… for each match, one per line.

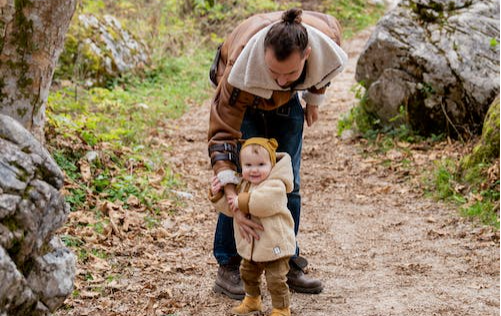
left=208, top=8, right=347, bottom=300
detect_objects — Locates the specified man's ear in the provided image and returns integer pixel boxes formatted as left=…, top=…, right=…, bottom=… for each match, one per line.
left=303, top=46, right=312, bottom=60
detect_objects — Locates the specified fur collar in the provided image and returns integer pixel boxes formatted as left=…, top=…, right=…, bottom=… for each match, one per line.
left=228, top=23, right=348, bottom=99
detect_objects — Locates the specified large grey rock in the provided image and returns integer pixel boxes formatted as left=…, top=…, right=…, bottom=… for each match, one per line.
left=57, top=13, right=150, bottom=87
left=0, top=114, right=75, bottom=315
left=355, top=0, right=500, bottom=137
left=27, top=237, right=76, bottom=312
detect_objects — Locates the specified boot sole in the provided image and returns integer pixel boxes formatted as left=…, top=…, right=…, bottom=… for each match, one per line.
left=288, top=284, right=324, bottom=294
left=213, top=283, right=245, bottom=300
left=230, top=309, right=263, bottom=316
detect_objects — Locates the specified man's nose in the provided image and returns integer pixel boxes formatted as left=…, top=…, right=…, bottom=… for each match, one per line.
left=277, top=76, right=287, bottom=86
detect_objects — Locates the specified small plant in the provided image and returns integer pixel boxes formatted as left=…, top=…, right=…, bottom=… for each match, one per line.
left=427, top=158, right=500, bottom=229
left=61, top=235, right=84, bottom=248
left=490, top=38, right=499, bottom=48
left=461, top=199, right=499, bottom=229
left=433, top=159, right=459, bottom=200
left=337, top=83, right=380, bottom=137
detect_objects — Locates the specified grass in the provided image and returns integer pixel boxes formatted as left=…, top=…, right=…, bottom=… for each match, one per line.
left=340, top=87, right=498, bottom=229
left=427, top=159, right=499, bottom=229
left=47, top=49, right=212, bottom=215
left=324, top=0, right=387, bottom=39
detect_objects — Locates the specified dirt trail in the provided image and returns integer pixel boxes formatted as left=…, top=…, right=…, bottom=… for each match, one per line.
left=57, top=29, right=499, bottom=316
left=159, top=28, right=499, bottom=316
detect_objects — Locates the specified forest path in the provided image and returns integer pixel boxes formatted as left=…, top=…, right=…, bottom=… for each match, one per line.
left=158, top=28, right=500, bottom=316
left=57, top=28, right=499, bottom=316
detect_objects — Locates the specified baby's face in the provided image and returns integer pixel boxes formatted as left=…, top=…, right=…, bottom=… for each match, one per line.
left=240, top=146, right=272, bottom=185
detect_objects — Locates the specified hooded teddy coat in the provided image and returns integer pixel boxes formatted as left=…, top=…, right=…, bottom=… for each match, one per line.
left=211, top=153, right=296, bottom=262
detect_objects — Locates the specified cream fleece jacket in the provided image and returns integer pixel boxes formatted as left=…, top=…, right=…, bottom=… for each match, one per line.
left=211, top=153, right=296, bottom=262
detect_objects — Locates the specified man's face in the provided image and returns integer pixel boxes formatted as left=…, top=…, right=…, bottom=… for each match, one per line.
left=264, top=47, right=311, bottom=88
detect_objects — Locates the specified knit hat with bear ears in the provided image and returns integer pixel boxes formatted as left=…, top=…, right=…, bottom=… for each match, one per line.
left=241, top=137, right=279, bottom=166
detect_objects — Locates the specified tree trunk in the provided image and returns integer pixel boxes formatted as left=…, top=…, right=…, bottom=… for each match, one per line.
left=0, top=0, right=77, bottom=142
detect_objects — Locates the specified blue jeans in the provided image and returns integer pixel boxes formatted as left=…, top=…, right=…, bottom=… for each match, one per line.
left=213, top=94, right=304, bottom=265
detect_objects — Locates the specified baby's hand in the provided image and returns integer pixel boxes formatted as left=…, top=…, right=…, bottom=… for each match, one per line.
left=210, top=176, right=222, bottom=196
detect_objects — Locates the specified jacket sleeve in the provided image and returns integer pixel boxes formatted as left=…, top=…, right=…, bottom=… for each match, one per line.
left=302, top=85, right=328, bottom=106
left=209, top=188, right=233, bottom=218
left=243, top=179, right=288, bottom=218
left=208, top=72, right=256, bottom=175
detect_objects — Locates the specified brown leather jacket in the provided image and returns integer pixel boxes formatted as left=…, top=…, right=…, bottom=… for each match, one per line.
left=208, top=11, right=343, bottom=174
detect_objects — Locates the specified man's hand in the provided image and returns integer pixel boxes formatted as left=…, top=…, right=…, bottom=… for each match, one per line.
left=224, top=183, right=237, bottom=204
left=233, top=209, right=264, bottom=243
left=305, top=103, right=319, bottom=127
left=224, top=183, right=263, bottom=242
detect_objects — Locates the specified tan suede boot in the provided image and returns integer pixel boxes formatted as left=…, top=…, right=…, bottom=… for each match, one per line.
left=231, top=295, right=263, bottom=315
left=270, top=307, right=291, bottom=316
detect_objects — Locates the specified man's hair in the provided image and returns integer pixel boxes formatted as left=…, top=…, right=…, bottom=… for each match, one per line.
left=264, top=8, right=308, bottom=61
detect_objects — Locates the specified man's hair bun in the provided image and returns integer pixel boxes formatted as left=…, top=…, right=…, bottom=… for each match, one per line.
left=282, top=8, right=302, bottom=24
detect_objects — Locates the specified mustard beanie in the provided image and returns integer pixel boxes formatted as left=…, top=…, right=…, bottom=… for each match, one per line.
left=241, top=137, right=279, bottom=166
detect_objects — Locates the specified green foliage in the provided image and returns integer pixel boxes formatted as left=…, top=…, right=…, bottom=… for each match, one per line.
left=427, top=158, right=499, bottom=229
left=461, top=191, right=500, bottom=229
left=47, top=50, right=208, bottom=219
left=61, top=235, right=84, bottom=248
left=338, top=83, right=379, bottom=137
left=49, top=50, right=212, bottom=144
left=433, top=159, right=458, bottom=200
left=323, top=0, right=387, bottom=39
left=460, top=98, right=500, bottom=180
left=339, top=84, right=426, bottom=146
left=342, top=92, right=498, bottom=229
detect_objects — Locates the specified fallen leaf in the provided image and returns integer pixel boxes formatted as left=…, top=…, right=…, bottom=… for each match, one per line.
left=79, top=160, right=92, bottom=182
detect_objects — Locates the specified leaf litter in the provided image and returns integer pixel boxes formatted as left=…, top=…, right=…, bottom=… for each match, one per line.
left=55, top=29, right=499, bottom=316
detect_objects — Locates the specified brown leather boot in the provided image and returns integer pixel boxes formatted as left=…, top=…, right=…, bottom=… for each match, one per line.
left=286, top=262, right=323, bottom=294
left=213, top=264, right=245, bottom=300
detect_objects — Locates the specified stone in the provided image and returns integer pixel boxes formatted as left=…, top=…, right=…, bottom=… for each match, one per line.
left=355, top=0, right=500, bottom=137
left=27, top=237, right=77, bottom=312
left=0, top=114, right=75, bottom=315
left=56, top=13, right=150, bottom=87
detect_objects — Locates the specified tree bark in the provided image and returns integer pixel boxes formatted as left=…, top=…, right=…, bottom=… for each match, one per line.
left=0, top=0, right=77, bottom=142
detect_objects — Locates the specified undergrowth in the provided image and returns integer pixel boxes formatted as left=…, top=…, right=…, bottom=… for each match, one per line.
left=429, top=158, right=499, bottom=229
left=338, top=84, right=500, bottom=229
left=46, top=0, right=389, bottom=256
left=46, top=50, right=212, bottom=229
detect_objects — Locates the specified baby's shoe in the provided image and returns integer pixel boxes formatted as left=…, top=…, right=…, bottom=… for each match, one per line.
left=270, top=307, right=291, bottom=316
left=231, top=295, right=262, bottom=315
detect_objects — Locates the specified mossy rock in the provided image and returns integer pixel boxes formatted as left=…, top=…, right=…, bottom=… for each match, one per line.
left=460, top=95, right=500, bottom=183
left=54, top=14, right=150, bottom=87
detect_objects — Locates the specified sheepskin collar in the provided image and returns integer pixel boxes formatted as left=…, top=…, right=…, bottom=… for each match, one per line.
left=228, top=23, right=348, bottom=99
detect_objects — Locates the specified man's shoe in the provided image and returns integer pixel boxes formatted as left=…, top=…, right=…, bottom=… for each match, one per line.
left=213, top=265, right=245, bottom=300
left=286, top=264, right=323, bottom=294
left=290, top=256, right=308, bottom=270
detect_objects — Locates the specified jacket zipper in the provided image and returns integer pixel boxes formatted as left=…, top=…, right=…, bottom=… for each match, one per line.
left=243, top=181, right=255, bottom=262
